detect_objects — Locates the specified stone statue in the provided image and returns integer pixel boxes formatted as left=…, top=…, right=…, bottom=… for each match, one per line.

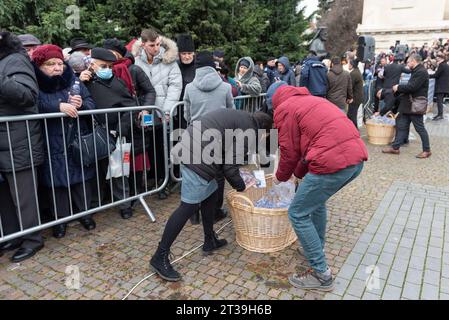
left=309, top=27, right=329, bottom=60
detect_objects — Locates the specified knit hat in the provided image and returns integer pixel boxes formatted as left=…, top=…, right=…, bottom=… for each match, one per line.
left=91, top=47, right=117, bottom=62
left=177, top=34, right=195, bottom=53
left=239, top=59, right=251, bottom=69
left=266, top=81, right=287, bottom=110
left=195, top=51, right=215, bottom=69
left=32, top=44, right=64, bottom=66
left=103, top=38, right=127, bottom=57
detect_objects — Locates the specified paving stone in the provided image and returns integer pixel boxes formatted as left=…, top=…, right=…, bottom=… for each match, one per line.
left=382, top=285, right=402, bottom=300
left=421, top=284, right=440, bottom=300
left=402, top=282, right=421, bottom=300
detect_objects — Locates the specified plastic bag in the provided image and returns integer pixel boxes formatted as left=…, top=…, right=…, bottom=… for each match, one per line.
left=367, top=115, right=396, bottom=126
left=255, top=181, right=296, bottom=209
left=106, top=137, right=131, bottom=179
left=239, top=169, right=257, bottom=187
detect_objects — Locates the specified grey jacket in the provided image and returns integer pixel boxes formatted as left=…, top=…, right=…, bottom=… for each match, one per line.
left=235, top=57, right=262, bottom=96
left=135, top=36, right=182, bottom=113
left=184, top=66, right=234, bottom=124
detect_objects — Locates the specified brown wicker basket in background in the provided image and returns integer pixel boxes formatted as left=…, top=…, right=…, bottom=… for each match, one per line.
left=226, top=175, right=297, bottom=253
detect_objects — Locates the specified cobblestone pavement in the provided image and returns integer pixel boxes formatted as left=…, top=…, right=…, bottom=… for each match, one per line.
left=0, top=117, right=448, bottom=300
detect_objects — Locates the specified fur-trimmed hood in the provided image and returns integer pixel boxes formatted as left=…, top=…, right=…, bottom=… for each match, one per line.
left=132, top=36, right=178, bottom=65
left=0, top=31, right=26, bottom=61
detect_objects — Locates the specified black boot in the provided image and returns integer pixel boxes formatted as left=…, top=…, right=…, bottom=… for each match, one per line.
left=150, top=244, right=181, bottom=282
left=202, top=232, right=228, bottom=256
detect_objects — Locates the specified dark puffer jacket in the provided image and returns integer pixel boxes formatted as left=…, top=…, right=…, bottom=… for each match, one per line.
left=0, top=32, right=44, bottom=172
left=173, top=109, right=261, bottom=192
left=33, top=63, right=96, bottom=188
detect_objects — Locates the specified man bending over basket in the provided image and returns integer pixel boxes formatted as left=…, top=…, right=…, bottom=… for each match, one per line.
left=268, top=83, right=369, bottom=291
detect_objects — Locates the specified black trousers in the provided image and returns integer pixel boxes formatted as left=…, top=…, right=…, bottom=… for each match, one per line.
left=436, top=93, right=445, bottom=117
left=160, top=190, right=218, bottom=250
left=392, top=114, right=431, bottom=152
left=0, top=169, right=43, bottom=249
left=347, top=102, right=360, bottom=129
left=47, top=181, right=92, bottom=220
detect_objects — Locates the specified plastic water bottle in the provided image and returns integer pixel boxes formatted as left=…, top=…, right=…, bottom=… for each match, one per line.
left=70, top=80, right=81, bottom=96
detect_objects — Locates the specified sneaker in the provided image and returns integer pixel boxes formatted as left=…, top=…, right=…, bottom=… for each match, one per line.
left=288, top=268, right=334, bottom=292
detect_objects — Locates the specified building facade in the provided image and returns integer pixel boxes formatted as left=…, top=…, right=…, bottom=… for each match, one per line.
left=357, top=0, right=449, bottom=52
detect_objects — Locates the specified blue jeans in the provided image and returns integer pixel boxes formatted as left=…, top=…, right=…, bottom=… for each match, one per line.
left=288, top=162, right=364, bottom=273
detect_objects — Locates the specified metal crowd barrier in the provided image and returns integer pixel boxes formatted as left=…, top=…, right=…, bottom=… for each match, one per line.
left=0, top=106, right=168, bottom=244
left=363, top=79, right=376, bottom=120
left=168, top=94, right=267, bottom=183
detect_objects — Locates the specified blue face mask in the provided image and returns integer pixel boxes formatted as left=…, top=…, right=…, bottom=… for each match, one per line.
left=96, top=68, right=113, bottom=80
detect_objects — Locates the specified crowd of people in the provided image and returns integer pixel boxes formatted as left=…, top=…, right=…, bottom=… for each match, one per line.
left=1, top=28, right=444, bottom=292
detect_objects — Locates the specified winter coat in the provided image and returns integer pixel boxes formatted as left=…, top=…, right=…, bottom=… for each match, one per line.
left=177, top=60, right=196, bottom=100
left=33, top=63, right=96, bottom=188
left=383, top=63, right=410, bottom=89
left=430, top=61, right=449, bottom=94
left=350, top=67, right=365, bottom=106
left=274, top=57, right=296, bottom=87
left=272, top=86, right=368, bottom=181
left=299, top=56, right=328, bottom=97
left=327, top=65, right=353, bottom=110
left=84, top=74, right=136, bottom=138
left=253, top=65, right=271, bottom=93
left=175, top=109, right=260, bottom=192
left=235, top=57, right=262, bottom=96
left=264, top=65, right=276, bottom=84
left=183, top=66, right=234, bottom=124
left=0, top=32, right=44, bottom=173
left=397, top=63, right=429, bottom=115
left=135, top=36, right=182, bottom=113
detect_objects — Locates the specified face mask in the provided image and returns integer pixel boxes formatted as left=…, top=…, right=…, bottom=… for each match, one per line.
left=96, top=68, right=113, bottom=80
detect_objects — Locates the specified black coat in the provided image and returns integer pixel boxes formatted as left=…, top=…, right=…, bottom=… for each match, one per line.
left=128, top=64, right=156, bottom=106
left=176, top=109, right=260, bottom=192
left=350, top=68, right=364, bottom=106
left=397, top=64, right=429, bottom=114
left=430, top=62, right=449, bottom=94
left=383, top=63, right=410, bottom=89
left=178, top=60, right=196, bottom=100
left=0, top=32, right=44, bottom=172
left=84, top=75, right=136, bottom=137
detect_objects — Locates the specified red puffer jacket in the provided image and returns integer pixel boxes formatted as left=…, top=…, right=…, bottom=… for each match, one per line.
left=273, top=86, right=368, bottom=181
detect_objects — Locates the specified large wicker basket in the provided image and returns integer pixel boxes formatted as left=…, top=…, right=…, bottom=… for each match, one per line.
left=226, top=175, right=297, bottom=253
left=365, top=121, right=396, bottom=145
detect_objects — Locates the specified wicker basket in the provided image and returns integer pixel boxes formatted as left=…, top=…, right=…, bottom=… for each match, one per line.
left=226, top=175, right=297, bottom=253
left=365, top=121, right=396, bottom=145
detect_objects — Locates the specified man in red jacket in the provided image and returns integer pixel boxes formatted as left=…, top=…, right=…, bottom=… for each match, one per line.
left=269, top=83, right=369, bottom=291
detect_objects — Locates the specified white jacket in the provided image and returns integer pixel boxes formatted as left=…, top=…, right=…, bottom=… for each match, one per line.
left=135, top=36, right=182, bottom=113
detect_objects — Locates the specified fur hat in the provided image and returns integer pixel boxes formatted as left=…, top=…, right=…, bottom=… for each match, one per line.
left=177, top=34, right=195, bottom=53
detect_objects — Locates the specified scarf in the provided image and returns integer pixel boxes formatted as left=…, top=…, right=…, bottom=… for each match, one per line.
left=112, top=58, right=135, bottom=96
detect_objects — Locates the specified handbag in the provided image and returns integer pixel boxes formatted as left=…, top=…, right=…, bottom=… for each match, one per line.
left=409, top=95, right=428, bottom=115
left=66, top=118, right=116, bottom=167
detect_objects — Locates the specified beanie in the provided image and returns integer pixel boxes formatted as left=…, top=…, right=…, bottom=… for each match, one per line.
left=239, top=59, right=251, bottom=69
left=32, top=44, right=64, bottom=67
left=103, top=38, right=127, bottom=57
left=266, top=81, right=288, bottom=110
left=195, top=51, right=216, bottom=69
